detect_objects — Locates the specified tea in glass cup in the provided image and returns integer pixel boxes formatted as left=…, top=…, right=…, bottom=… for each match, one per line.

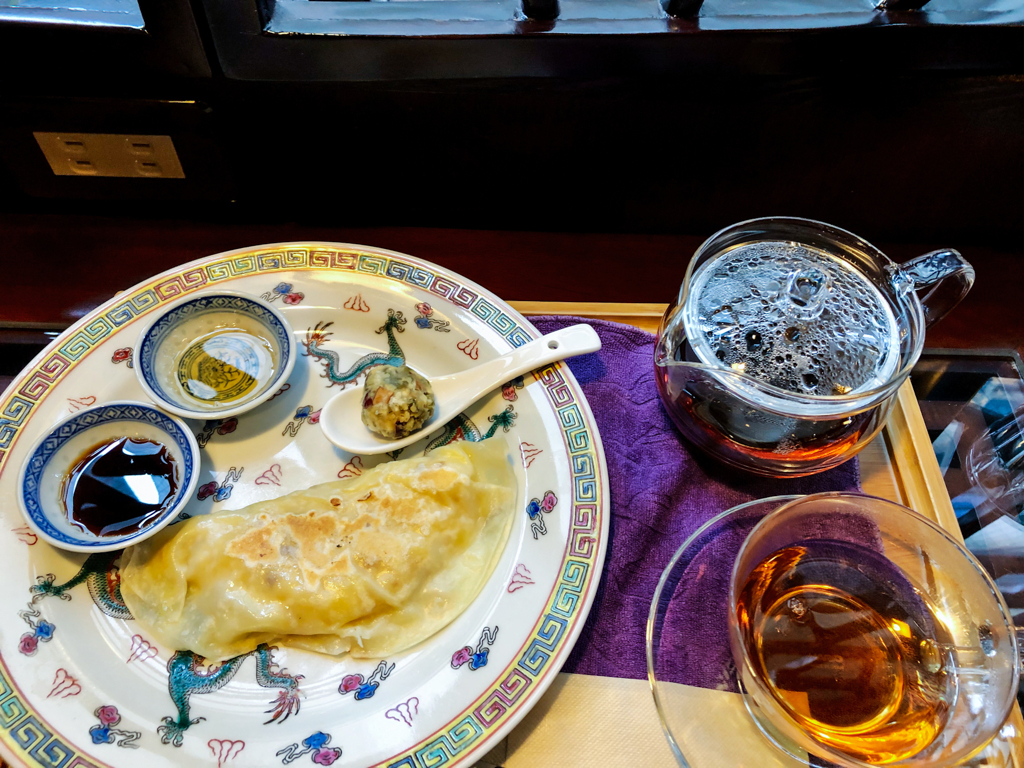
left=728, top=493, right=1019, bottom=767
left=655, top=218, right=975, bottom=476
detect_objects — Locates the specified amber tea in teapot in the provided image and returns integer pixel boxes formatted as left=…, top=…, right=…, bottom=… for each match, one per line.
left=656, top=218, right=974, bottom=477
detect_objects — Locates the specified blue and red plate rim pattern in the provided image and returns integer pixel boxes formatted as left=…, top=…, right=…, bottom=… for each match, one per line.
left=0, top=242, right=609, bottom=768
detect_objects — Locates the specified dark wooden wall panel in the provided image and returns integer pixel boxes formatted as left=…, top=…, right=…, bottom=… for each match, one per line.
left=3, top=71, right=1023, bottom=243
left=1, top=213, right=1020, bottom=358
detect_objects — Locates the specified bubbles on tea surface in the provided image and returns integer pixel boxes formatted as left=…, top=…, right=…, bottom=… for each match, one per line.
left=689, top=242, right=898, bottom=396
left=709, top=305, right=738, bottom=338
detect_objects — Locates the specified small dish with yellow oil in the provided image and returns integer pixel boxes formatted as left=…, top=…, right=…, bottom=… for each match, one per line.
left=135, top=290, right=296, bottom=419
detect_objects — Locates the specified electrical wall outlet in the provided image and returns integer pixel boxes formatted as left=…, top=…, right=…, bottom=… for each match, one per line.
left=33, top=133, right=185, bottom=179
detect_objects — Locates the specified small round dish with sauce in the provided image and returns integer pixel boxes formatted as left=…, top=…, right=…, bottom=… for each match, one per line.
left=134, top=289, right=296, bottom=419
left=17, top=401, right=200, bottom=552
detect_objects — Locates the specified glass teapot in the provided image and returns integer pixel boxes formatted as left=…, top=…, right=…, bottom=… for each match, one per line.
left=655, top=217, right=975, bottom=477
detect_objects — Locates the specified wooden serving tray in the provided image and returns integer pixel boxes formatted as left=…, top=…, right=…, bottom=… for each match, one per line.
left=505, top=300, right=1024, bottom=767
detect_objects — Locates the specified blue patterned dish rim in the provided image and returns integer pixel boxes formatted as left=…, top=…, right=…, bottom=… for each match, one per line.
left=135, top=290, right=296, bottom=419
left=17, top=401, right=200, bottom=552
left=0, top=242, right=609, bottom=768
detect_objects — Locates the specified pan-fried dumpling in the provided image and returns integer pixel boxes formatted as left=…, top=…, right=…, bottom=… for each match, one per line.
left=119, top=439, right=516, bottom=660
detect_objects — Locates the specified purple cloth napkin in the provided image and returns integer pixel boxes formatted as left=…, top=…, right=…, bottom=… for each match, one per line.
left=529, top=316, right=861, bottom=686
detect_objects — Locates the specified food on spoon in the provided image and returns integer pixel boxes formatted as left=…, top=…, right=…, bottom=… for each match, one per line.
left=361, top=364, right=435, bottom=439
left=119, top=439, right=515, bottom=661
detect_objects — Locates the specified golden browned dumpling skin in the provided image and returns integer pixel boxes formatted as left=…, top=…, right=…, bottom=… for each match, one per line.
left=119, top=439, right=516, bottom=660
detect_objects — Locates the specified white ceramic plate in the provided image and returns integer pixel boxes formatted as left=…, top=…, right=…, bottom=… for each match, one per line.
left=0, top=243, right=609, bottom=768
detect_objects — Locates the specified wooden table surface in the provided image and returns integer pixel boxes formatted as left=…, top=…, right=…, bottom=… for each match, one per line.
left=1, top=214, right=1021, bottom=360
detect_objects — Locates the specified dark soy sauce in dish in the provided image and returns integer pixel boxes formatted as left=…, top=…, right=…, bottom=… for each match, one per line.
left=61, top=437, right=178, bottom=537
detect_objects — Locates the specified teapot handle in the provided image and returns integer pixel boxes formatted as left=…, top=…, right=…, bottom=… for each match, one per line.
left=896, top=249, right=975, bottom=328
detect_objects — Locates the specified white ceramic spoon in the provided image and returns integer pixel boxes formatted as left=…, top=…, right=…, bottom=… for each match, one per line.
left=319, top=323, right=602, bottom=454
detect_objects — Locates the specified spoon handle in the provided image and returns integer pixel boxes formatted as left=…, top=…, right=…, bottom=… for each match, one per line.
left=441, top=324, right=601, bottom=400
left=318, top=324, right=602, bottom=455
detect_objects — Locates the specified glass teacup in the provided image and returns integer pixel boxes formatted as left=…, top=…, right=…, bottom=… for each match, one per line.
left=655, top=218, right=975, bottom=477
left=728, top=493, right=1018, bottom=767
